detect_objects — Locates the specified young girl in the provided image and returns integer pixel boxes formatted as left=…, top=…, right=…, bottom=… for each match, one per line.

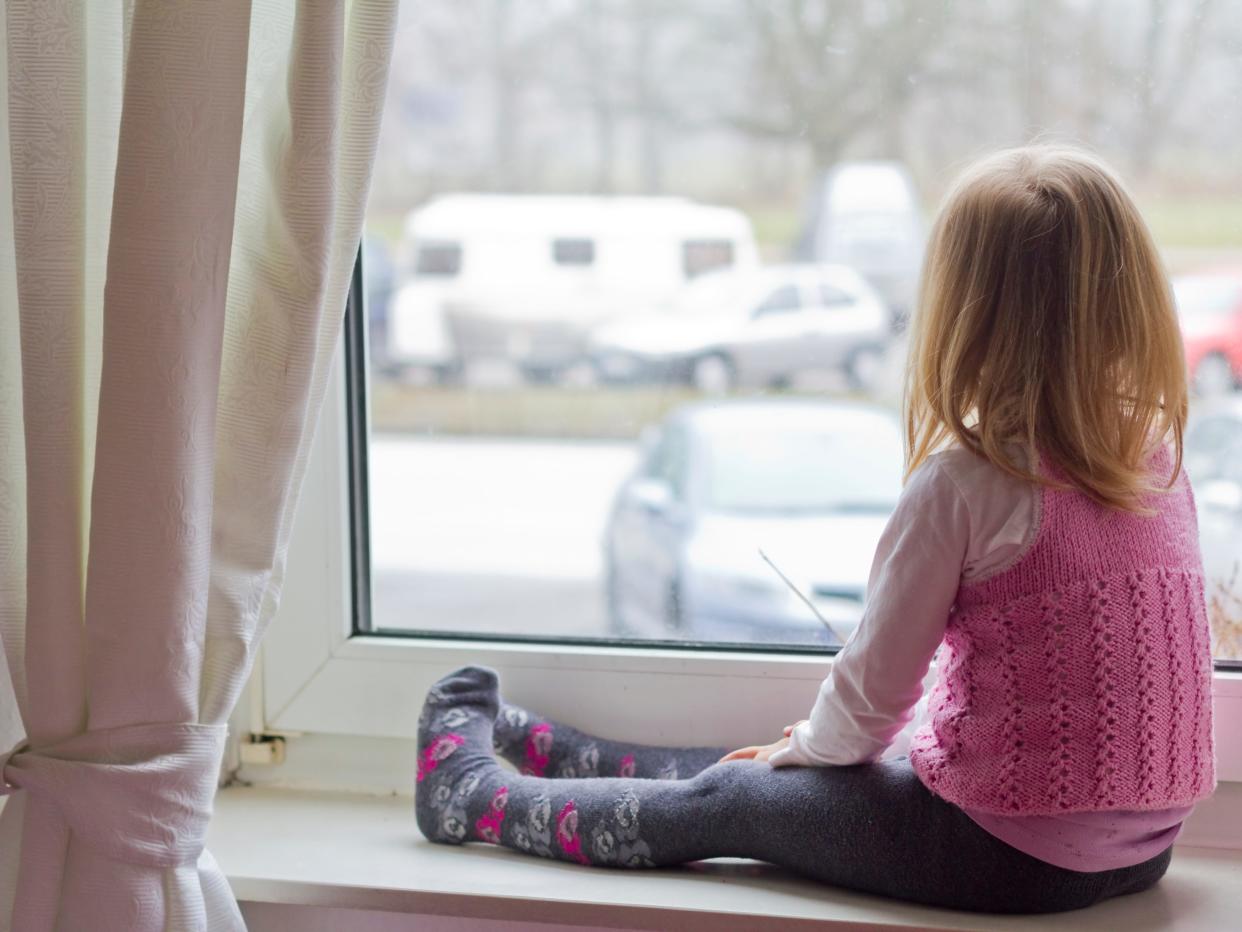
left=413, top=145, right=1216, bottom=914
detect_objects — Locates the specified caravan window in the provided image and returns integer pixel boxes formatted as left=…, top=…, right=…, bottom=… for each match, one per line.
left=552, top=238, right=596, bottom=266
left=682, top=239, right=734, bottom=278
left=414, top=241, right=462, bottom=277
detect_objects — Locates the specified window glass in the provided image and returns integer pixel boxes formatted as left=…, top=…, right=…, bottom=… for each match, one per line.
left=553, top=237, right=596, bottom=266
left=751, top=284, right=801, bottom=317
left=701, top=412, right=902, bottom=513
left=672, top=270, right=762, bottom=315
left=360, top=0, right=1242, bottom=660
left=683, top=239, right=736, bottom=277
left=819, top=282, right=852, bottom=307
left=413, top=241, right=461, bottom=277
left=643, top=426, right=686, bottom=498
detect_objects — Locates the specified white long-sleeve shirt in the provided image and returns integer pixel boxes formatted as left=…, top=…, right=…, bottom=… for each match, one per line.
left=767, top=445, right=1189, bottom=872
left=769, top=445, right=1036, bottom=768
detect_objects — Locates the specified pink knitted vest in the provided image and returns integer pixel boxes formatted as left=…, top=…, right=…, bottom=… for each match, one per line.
left=908, top=446, right=1217, bottom=815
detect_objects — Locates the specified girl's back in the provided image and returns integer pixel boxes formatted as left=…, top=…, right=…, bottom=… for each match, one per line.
left=911, top=444, right=1215, bottom=815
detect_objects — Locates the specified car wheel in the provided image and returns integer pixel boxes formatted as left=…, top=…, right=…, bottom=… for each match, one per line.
left=1194, top=353, right=1236, bottom=397
left=690, top=353, right=736, bottom=394
left=846, top=343, right=886, bottom=392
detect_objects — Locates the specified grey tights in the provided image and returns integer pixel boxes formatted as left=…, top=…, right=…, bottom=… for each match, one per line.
left=415, top=666, right=1172, bottom=915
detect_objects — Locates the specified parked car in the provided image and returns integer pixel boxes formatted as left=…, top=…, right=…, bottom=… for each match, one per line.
left=795, top=160, right=925, bottom=329
left=386, top=194, right=759, bottom=382
left=603, top=399, right=903, bottom=646
left=1185, top=397, right=1242, bottom=590
left=587, top=264, right=890, bottom=392
left=1176, top=272, right=1242, bottom=396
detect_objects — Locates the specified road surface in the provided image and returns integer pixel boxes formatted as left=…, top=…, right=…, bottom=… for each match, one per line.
left=368, top=436, right=636, bottom=638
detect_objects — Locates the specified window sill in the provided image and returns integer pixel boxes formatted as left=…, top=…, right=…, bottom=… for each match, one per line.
left=210, top=786, right=1242, bottom=931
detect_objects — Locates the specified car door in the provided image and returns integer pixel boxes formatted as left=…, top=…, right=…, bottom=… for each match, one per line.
left=798, top=274, right=881, bottom=370
left=731, top=279, right=810, bottom=383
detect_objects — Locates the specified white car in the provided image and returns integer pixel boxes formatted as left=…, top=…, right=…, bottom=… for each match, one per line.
left=588, top=265, right=890, bottom=392
left=603, top=399, right=903, bottom=646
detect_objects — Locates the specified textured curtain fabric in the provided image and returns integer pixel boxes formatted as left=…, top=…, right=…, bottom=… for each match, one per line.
left=0, top=1, right=395, bottom=929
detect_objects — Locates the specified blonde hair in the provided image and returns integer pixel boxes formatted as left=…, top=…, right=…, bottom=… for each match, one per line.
left=904, top=144, right=1186, bottom=512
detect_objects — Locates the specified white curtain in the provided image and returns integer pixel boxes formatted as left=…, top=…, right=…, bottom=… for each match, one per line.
left=0, top=1, right=396, bottom=928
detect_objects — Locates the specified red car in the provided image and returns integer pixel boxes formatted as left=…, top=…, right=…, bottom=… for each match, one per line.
left=1176, top=273, right=1242, bottom=396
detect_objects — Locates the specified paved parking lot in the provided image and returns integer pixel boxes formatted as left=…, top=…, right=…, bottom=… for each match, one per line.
left=368, top=436, right=636, bottom=637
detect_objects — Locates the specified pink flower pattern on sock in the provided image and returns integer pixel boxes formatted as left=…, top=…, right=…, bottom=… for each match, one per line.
left=417, top=734, right=464, bottom=783
left=524, top=723, right=553, bottom=776
left=475, top=786, right=508, bottom=843
left=618, top=754, right=636, bottom=778
left=556, top=801, right=591, bottom=864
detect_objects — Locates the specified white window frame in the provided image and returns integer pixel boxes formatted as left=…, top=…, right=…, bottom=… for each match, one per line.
left=260, top=355, right=841, bottom=746
left=256, top=346, right=1242, bottom=794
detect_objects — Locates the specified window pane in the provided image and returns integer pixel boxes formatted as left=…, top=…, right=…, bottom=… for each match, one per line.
left=360, top=0, right=1242, bottom=660
left=413, top=241, right=462, bottom=277
left=752, top=284, right=801, bottom=317
left=819, top=283, right=851, bottom=307
left=683, top=239, right=735, bottom=277
left=553, top=237, right=596, bottom=266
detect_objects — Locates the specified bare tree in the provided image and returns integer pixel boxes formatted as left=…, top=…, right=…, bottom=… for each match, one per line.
left=709, top=0, right=956, bottom=171
left=629, top=1, right=665, bottom=191
left=1130, top=0, right=1219, bottom=177
left=368, top=0, right=1242, bottom=209
left=540, top=0, right=689, bottom=194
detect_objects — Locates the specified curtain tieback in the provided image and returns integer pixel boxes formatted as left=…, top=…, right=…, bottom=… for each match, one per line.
left=0, top=721, right=228, bottom=869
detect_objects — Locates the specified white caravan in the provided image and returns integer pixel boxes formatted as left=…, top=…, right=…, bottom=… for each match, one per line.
left=385, top=195, right=759, bottom=381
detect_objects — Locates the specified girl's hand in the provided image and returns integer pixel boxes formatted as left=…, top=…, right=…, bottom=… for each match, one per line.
left=718, top=736, right=790, bottom=764
left=782, top=719, right=808, bottom=738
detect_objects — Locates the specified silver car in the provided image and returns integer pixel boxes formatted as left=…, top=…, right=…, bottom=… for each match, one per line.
left=603, top=399, right=903, bottom=646
left=588, top=265, right=890, bottom=392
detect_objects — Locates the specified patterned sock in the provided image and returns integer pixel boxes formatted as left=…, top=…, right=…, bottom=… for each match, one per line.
left=492, top=699, right=727, bottom=780
left=415, top=666, right=507, bottom=846
left=415, top=668, right=1177, bottom=913
left=415, top=665, right=740, bottom=866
